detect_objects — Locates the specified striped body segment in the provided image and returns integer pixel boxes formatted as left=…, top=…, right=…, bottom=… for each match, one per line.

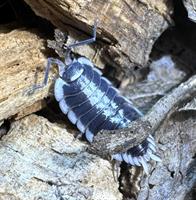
left=54, top=57, right=160, bottom=173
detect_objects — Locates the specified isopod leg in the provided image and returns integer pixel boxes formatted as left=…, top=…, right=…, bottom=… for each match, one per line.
left=30, top=57, right=65, bottom=93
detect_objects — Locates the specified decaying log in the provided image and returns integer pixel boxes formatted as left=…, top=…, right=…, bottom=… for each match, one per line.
left=89, top=75, right=196, bottom=159
left=0, top=27, right=50, bottom=121
left=0, top=114, right=122, bottom=200
left=23, top=0, right=173, bottom=80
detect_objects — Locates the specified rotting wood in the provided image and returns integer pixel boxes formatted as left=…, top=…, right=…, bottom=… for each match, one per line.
left=0, top=27, right=52, bottom=121
left=88, top=75, right=196, bottom=159
left=0, top=114, right=122, bottom=200
left=23, top=0, right=173, bottom=81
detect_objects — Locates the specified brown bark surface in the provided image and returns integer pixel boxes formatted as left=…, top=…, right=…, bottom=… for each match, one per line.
left=24, top=0, right=173, bottom=80
left=0, top=27, right=50, bottom=121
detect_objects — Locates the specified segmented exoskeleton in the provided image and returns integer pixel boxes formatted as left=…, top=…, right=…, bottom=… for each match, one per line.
left=33, top=20, right=161, bottom=173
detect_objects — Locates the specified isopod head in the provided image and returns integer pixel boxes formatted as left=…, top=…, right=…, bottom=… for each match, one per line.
left=62, top=61, right=84, bottom=83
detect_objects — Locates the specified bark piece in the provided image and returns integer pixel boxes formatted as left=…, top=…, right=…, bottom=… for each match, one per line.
left=15, top=99, right=47, bottom=120
left=0, top=27, right=52, bottom=121
left=23, top=0, right=173, bottom=79
left=137, top=112, right=196, bottom=200
left=0, top=114, right=122, bottom=200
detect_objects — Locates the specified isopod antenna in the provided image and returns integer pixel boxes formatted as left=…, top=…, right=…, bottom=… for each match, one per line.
left=64, top=19, right=98, bottom=65
left=67, top=19, right=97, bottom=49
left=31, top=20, right=98, bottom=92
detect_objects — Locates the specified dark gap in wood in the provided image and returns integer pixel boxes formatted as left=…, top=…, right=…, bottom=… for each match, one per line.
left=0, top=0, right=54, bottom=37
left=149, top=184, right=155, bottom=189
left=170, top=171, right=175, bottom=178
left=0, top=119, right=11, bottom=139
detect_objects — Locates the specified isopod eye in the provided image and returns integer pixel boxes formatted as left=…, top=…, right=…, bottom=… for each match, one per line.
left=62, top=62, right=84, bottom=83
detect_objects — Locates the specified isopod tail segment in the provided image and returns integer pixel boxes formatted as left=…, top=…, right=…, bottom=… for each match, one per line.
left=112, top=134, right=161, bottom=174
left=33, top=20, right=161, bottom=174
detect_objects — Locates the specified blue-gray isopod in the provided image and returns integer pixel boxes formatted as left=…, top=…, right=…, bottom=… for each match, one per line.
left=34, top=21, right=161, bottom=173
left=53, top=56, right=160, bottom=173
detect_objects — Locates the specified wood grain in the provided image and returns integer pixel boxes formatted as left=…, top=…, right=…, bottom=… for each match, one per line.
left=24, top=0, right=173, bottom=80
left=0, top=27, right=52, bottom=121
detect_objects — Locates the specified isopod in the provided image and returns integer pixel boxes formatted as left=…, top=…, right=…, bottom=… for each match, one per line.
left=33, top=20, right=161, bottom=173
